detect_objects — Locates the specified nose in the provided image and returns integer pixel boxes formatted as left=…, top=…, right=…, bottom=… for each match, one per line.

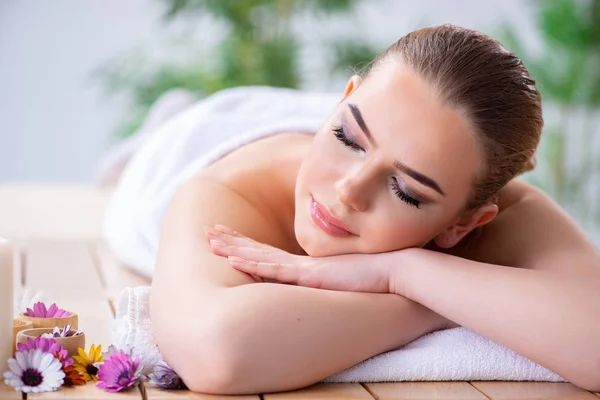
left=334, top=163, right=377, bottom=212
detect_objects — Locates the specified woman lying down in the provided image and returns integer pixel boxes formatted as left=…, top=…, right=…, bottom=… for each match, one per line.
left=105, top=24, right=600, bottom=395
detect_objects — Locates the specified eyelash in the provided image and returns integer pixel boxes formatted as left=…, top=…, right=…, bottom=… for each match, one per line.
left=331, top=125, right=421, bottom=209
left=332, top=125, right=362, bottom=151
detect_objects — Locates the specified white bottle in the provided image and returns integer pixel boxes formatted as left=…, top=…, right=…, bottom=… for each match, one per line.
left=0, top=238, right=14, bottom=367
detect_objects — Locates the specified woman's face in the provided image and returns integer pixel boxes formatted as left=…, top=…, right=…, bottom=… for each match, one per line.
left=294, top=59, right=483, bottom=256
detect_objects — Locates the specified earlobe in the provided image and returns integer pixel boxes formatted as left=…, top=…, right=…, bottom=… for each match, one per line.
left=433, top=203, right=499, bottom=249
left=342, top=75, right=362, bottom=100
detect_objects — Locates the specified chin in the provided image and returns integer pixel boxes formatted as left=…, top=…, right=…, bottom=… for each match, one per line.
left=293, top=225, right=349, bottom=257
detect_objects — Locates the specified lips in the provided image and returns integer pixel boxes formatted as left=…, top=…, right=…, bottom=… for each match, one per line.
left=309, top=195, right=355, bottom=237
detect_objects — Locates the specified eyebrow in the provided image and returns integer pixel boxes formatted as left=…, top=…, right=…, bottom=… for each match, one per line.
left=347, top=103, right=446, bottom=197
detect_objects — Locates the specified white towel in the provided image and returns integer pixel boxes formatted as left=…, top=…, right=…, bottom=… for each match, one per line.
left=112, top=286, right=565, bottom=383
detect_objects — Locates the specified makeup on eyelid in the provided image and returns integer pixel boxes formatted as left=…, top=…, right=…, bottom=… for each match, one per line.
left=332, top=121, right=424, bottom=208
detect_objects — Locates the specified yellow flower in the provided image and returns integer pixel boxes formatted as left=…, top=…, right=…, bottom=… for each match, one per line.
left=73, top=344, right=104, bottom=382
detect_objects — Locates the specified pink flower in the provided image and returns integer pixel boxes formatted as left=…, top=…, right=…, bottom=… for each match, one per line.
left=26, top=302, right=70, bottom=318
left=95, top=350, right=143, bottom=392
left=16, top=337, right=71, bottom=366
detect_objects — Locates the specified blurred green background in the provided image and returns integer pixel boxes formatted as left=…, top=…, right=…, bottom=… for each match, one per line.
left=94, top=0, right=600, bottom=237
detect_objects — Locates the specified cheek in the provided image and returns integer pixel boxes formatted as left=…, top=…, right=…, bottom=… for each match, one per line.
left=297, top=133, right=335, bottom=188
left=359, top=209, right=439, bottom=252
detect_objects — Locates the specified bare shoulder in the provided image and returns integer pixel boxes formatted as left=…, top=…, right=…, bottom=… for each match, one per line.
left=153, top=133, right=310, bottom=291
left=451, top=178, right=600, bottom=276
left=153, top=173, right=281, bottom=291
left=155, top=134, right=311, bottom=288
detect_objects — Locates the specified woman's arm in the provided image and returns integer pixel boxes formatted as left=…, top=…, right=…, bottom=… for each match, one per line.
left=208, top=180, right=600, bottom=391
left=398, top=182, right=600, bottom=391
left=399, top=249, right=600, bottom=391
left=200, top=283, right=445, bottom=394
left=150, top=175, right=448, bottom=395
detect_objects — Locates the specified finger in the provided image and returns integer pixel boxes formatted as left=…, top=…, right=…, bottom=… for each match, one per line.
left=214, top=224, right=238, bottom=235
left=205, top=228, right=261, bottom=248
left=205, top=226, right=283, bottom=253
left=210, top=240, right=291, bottom=263
left=208, top=225, right=253, bottom=241
left=229, top=257, right=301, bottom=284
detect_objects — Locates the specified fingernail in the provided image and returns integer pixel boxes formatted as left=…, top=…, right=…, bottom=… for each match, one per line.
left=210, top=239, right=226, bottom=247
left=204, top=226, right=220, bottom=235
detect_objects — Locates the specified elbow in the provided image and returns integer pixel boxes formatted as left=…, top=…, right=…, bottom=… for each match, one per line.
left=166, top=322, right=251, bottom=395
left=569, top=367, right=600, bottom=393
left=562, top=352, right=600, bottom=392
left=152, top=314, right=242, bottom=394
left=172, top=338, right=244, bottom=395
left=183, top=364, right=240, bottom=395
left=180, top=347, right=257, bottom=395
left=570, top=376, right=600, bottom=393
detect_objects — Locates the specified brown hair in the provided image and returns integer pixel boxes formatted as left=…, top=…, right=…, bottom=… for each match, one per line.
left=363, top=24, right=543, bottom=210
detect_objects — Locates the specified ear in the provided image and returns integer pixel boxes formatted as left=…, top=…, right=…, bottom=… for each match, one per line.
left=342, top=75, right=362, bottom=100
left=433, top=203, right=499, bottom=249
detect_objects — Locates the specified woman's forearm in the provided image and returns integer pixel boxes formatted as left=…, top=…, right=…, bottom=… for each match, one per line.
left=399, top=248, right=600, bottom=391
left=190, top=283, right=446, bottom=395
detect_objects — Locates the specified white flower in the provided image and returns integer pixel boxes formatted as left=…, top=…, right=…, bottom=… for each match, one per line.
left=3, top=349, right=65, bottom=393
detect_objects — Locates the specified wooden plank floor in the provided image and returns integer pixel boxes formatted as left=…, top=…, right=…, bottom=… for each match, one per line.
left=1, top=184, right=599, bottom=399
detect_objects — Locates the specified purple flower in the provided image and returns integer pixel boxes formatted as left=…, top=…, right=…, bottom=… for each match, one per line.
left=16, top=337, right=71, bottom=366
left=26, top=302, right=70, bottom=318
left=40, top=324, right=83, bottom=338
left=102, top=345, right=152, bottom=377
left=149, top=361, right=187, bottom=390
left=95, top=350, right=143, bottom=392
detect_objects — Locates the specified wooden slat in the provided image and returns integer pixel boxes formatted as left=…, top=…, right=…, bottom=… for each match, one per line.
left=26, top=381, right=141, bottom=399
left=0, top=184, right=112, bottom=242
left=0, top=382, right=23, bottom=400
left=470, top=382, right=598, bottom=399
left=90, top=241, right=150, bottom=309
left=21, top=241, right=113, bottom=349
left=264, top=383, right=374, bottom=399
left=364, top=382, right=488, bottom=399
left=23, top=241, right=104, bottom=298
left=144, top=383, right=260, bottom=399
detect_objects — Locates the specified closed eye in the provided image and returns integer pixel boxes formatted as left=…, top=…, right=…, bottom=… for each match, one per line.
left=332, top=125, right=363, bottom=151
left=332, top=125, right=421, bottom=209
left=390, top=177, right=421, bottom=208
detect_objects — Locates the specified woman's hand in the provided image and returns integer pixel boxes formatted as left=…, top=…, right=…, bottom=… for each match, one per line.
left=204, top=224, right=407, bottom=295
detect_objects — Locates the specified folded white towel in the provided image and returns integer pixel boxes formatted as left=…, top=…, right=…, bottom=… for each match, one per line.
left=112, top=286, right=566, bottom=383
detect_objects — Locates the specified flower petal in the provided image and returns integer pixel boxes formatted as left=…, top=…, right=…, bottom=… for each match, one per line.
left=37, top=352, right=54, bottom=372
left=76, top=347, right=89, bottom=362
left=47, top=303, right=58, bottom=318
left=15, top=351, right=28, bottom=370
left=34, top=302, right=46, bottom=317
left=7, top=357, right=23, bottom=376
